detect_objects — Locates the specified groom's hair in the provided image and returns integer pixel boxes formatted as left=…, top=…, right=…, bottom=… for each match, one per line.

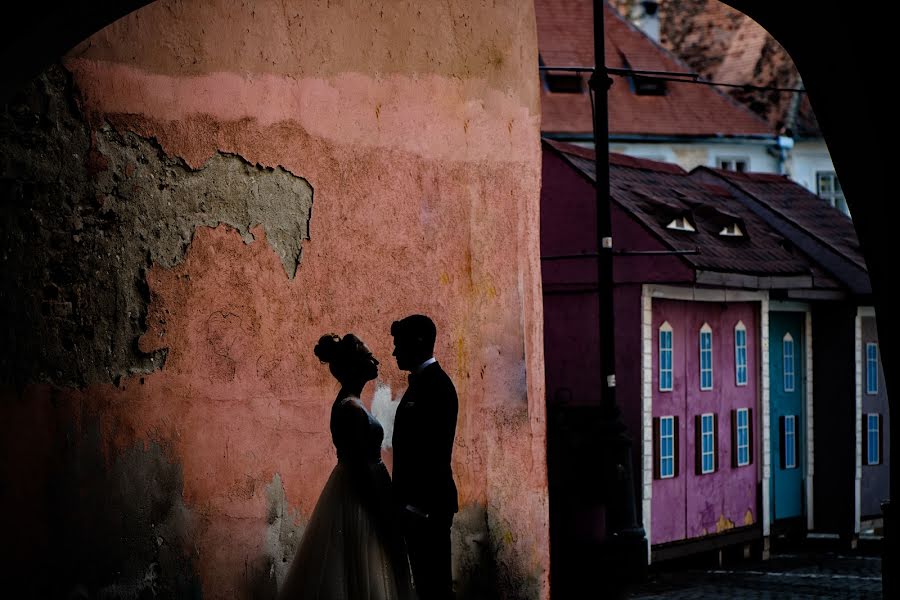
left=391, top=314, right=437, bottom=352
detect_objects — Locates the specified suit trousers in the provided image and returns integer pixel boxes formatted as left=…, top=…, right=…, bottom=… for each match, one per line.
left=405, top=512, right=454, bottom=600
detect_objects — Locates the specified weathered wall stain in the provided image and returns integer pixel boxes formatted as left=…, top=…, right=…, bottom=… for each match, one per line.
left=0, top=65, right=313, bottom=388
left=260, top=473, right=304, bottom=597
left=0, top=386, right=200, bottom=598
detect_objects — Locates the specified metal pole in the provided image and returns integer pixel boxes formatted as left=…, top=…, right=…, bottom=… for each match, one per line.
left=591, top=0, right=648, bottom=590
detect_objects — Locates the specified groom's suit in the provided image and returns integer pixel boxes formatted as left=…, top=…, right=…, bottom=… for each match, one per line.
left=392, top=360, right=458, bottom=599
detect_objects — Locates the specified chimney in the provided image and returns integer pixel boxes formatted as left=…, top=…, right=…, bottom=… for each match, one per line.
left=632, top=0, right=661, bottom=43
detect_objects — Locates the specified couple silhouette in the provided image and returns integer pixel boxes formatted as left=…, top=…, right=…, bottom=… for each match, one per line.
left=278, top=315, right=458, bottom=600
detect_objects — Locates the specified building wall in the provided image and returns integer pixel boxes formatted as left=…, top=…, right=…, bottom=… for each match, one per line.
left=861, top=314, right=891, bottom=519
left=768, top=310, right=807, bottom=523
left=0, top=1, right=548, bottom=598
left=650, top=299, right=759, bottom=545
left=540, top=145, right=690, bottom=590
left=609, top=142, right=777, bottom=174
left=787, top=139, right=835, bottom=195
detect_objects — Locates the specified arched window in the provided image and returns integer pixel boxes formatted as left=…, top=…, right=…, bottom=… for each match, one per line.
left=734, top=321, right=748, bottom=386
left=783, top=333, right=795, bottom=392
left=659, top=321, right=673, bottom=392
left=866, top=343, right=879, bottom=395
left=699, top=323, right=713, bottom=390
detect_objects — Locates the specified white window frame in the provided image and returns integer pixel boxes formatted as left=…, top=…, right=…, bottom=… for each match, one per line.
left=734, top=321, right=748, bottom=386
left=700, top=324, right=713, bottom=391
left=659, top=322, right=673, bottom=392
left=783, top=333, right=795, bottom=393
left=867, top=413, right=880, bottom=465
left=719, top=223, right=744, bottom=237
left=736, top=408, right=750, bottom=467
left=666, top=217, right=696, bottom=232
left=701, top=413, right=716, bottom=474
left=660, top=416, right=675, bottom=478
left=866, top=343, right=879, bottom=395
left=717, top=156, right=750, bottom=172
left=784, top=415, right=797, bottom=469
left=816, top=171, right=849, bottom=215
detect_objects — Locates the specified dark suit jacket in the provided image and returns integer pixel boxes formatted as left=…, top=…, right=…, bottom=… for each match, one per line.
left=392, top=361, right=459, bottom=519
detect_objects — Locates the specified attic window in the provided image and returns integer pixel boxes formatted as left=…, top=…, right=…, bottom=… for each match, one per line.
left=545, top=71, right=584, bottom=94
left=632, top=74, right=667, bottom=96
left=667, top=217, right=695, bottom=232
left=719, top=223, right=744, bottom=237
left=816, top=171, right=850, bottom=216
left=718, top=157, right=748, bottom=172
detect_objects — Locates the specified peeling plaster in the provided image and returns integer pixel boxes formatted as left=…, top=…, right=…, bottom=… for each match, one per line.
left=263, top=473, right=304, bottom=591
left=0, top=64, right=313, bottom=387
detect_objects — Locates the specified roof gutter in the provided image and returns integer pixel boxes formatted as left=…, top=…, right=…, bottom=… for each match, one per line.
left=543, top=132, right=779, bottom=145
left=695, top=270, right=814, bottom=289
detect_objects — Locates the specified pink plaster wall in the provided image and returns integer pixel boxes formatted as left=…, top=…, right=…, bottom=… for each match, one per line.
left=7, top=1, right=548, bottom=597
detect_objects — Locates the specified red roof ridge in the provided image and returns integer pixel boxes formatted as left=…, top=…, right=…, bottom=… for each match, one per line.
left=693, top=166, right=789, bottom=183
left=543, top=138, right=686, bottom=174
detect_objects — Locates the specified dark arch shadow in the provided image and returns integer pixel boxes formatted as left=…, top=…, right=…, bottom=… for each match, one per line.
left=1, top=0, right=896, bottom=595
left=720, top=7, right=896, bottom=589
left=1, top=1, right=155, bottom=102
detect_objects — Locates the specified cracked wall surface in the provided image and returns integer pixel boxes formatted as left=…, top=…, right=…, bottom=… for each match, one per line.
left=0, top=65, right=312, bottom=388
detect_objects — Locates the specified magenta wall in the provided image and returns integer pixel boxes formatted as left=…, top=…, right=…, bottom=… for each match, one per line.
left=541, top=146, right=693, bottom=403
left=651, top=299, right=760, bottom=545
left=540, top=145, right=693, bottom=590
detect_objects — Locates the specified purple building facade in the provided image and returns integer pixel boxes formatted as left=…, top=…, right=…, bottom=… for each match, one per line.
left=540, top=141, right=843, bottom=565
left=696, top=167, right=887, bottom=544
left=648, top=296, right=761, bottom=545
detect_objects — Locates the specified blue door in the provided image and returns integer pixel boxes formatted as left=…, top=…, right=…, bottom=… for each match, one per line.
left=769, top=312, right=805, bottom=521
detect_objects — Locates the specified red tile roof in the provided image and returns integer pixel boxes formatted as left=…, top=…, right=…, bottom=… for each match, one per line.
left=536, top=1, right=773, bottom=137
left=544, top=140, right=822, bottom=281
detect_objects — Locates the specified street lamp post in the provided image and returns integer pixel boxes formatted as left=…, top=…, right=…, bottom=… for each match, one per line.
left=590, top=0, right=648, bottom=591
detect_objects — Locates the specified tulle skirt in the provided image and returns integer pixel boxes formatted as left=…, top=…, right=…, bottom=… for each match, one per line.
left=278, top=461, right=415, bottom=600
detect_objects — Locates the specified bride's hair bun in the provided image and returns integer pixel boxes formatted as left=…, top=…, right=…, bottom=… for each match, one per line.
left=314, top=333, right=342, bottom=364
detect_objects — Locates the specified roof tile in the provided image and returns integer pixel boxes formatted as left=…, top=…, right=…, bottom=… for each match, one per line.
left=544, top=139, right=819, bottom=279
left=536, top=1, right=772, bottom=137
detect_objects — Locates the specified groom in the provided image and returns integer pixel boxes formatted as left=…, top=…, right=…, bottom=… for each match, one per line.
left=391, top=314, right=459, bottom=600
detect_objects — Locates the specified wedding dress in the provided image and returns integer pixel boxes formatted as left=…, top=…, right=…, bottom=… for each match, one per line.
left=278, top=395, right=415, bottom=600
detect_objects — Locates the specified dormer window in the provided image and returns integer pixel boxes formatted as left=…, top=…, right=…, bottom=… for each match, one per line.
left=719, top=223, right=744, bottom=237
left=632, top=74, right=667, bottom=96
left=539, top=54, right=585, bottom=94
left=667, top=217, right=695, bottom=232
left=544, top=71, right=584, bottom=94
left=622, top=55, right=666, bottom=96
left=718, top=157, right=748, bottom=172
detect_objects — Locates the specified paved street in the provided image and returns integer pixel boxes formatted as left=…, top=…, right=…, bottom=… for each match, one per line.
left=627, top=551, right=882, bottom=599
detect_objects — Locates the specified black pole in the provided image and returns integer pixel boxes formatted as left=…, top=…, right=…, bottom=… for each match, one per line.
left=591, top=0, right=648, bottom=592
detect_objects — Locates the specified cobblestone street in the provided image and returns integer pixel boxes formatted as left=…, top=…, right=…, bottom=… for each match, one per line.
left=627, top=550, right=883, bottom=599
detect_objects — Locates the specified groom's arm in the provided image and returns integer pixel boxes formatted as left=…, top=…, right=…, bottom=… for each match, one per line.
left=416, top=374, right=458, bottom=514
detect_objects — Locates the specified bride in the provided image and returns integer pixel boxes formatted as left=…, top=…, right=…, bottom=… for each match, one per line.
left=278, top=333, right=415, bottom=600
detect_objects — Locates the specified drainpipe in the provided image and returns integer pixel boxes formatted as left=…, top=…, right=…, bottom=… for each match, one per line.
left=630, top=0, right=661, bottom=43
left=776, top=75, right=802, bottom=176
left=591, top=0, right=648, bottom=592
left=776, top=134, right=794, bottom=176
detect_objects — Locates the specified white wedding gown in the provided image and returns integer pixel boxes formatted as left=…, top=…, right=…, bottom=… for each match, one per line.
left=278, top=396, right=415, bottom=600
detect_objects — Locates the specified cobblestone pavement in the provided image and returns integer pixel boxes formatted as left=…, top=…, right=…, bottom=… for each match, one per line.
left=626, top=551, right=882, bottom=599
